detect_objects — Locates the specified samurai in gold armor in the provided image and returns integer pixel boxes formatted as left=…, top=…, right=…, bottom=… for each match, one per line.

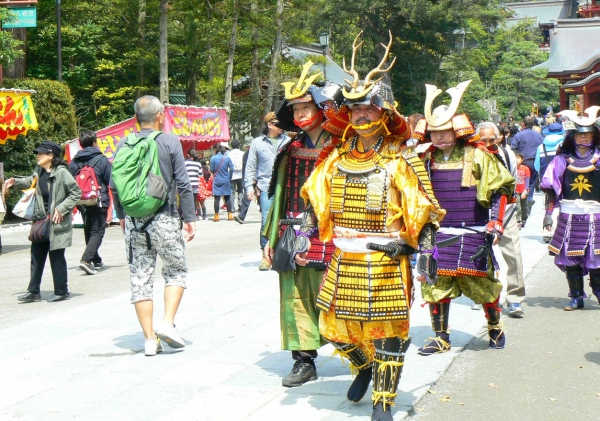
left=263, top=62, right=343, bottom=388
left=412, top=81, right=515, bottom=356
left=300, top=32, right=444, bottom=421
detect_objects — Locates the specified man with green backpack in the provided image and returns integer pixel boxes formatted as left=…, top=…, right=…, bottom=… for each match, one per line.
left=110, top=95, right=196, bottom=357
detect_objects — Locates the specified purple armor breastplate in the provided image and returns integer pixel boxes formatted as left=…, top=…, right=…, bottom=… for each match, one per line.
left=561, top=155, right=600, bottom=201
left=430, top=168, right=489, bottom=227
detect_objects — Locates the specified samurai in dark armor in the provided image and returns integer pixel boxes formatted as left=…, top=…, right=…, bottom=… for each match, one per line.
left=262, top=60, right=343, bottom=388
left=413, top=80, right=515, bottom=356
left=540, top=107, right=600, bottom=311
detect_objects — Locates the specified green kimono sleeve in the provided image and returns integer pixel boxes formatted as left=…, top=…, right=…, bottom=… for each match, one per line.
left=473, top=148, right=516, bottom=208
left=262, top=155, right=289, bottom=247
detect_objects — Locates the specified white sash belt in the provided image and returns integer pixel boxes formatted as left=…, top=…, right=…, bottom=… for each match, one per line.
left=560, top=199, right=600, bottom=215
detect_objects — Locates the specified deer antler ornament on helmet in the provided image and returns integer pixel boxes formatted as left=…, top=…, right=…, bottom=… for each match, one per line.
left=321, top=30, right=409, bottom=142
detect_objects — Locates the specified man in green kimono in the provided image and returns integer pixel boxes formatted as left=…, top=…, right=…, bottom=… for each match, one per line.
left=262, top=61, right=342, bottom=387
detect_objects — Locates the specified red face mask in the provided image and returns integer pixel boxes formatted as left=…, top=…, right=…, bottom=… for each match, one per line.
left=293, top=110, right=323, bottom=129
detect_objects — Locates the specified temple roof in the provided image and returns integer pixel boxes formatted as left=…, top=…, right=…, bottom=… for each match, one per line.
left=233, top=44, right=347, bottom=91
left=533, top=19, right=600, bottom=74
left=505, top=0, right=576, bottom=27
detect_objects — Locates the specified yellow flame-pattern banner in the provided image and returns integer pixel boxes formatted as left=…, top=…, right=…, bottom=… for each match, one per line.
left=0, top=91, right=39, bottom=145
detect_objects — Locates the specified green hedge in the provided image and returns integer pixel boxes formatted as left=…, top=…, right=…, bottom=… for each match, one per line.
left=0, top=78, right=77, bottom=217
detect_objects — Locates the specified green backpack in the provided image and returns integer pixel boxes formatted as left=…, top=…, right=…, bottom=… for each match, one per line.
left=111, top=131, right=168, bottom=218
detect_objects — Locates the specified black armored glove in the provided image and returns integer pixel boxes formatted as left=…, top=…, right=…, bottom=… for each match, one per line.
left=366, top=241, right=415, bottom=259
left=418, top=223, right=438, bottom=286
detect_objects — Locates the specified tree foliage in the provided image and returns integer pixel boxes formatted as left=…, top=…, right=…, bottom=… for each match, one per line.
left=14, top=0, right=559, bottom=131
left=0, top=8, right=24, bottom=66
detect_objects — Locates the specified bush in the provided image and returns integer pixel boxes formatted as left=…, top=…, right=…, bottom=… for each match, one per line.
left=0, top=78, right=77, bottom=218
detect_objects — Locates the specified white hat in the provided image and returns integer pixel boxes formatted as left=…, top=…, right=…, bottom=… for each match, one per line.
left=220, top=141, right=230, bottom=149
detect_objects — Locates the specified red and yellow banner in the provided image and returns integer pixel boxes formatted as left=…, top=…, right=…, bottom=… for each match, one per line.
left=164, top=106, right=229, bottom=141
left=0, top=90, right=39, bottom=144
left=66, top=105, right=229, bottom=162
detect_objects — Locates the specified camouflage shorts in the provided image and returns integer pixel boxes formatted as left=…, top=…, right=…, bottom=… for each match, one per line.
left=125, top=213, right=187, bottom=303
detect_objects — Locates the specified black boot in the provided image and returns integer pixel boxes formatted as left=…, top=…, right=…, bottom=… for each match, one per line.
left=281, top=358, right=317, bottom=387
left=331, top=342, right=372, bottom=402
left=483, top=299, right=505, bottom=349
left=418, top=301, right=451, bottom=355
left=371, top=337, right=410, bottom=421
left=589, top=269, right=600, bottom=304
left=565, top=266, right=585, bottom=311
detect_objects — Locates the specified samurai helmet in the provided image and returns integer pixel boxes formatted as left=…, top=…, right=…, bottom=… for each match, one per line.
left=424, top=80, right=471, bottom=131
left=276, top=60, right=343, bottom=132
left=413, top=80, right=477, bottom=143
left=341, top=30, right=397, bottom=111
left=559, top=106, right=600, bottom=133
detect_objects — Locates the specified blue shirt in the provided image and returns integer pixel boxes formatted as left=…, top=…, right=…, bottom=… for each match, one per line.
left=511, top=128, right=544, bottom=161
left=244, top=133, right=289, bottom=192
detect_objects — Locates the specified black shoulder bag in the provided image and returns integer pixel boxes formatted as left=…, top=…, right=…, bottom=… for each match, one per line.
left=29, top=180, right=52, bottom=243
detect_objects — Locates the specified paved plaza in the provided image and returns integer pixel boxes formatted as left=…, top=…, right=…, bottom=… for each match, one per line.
left=1, top=194, right=598, bottom=420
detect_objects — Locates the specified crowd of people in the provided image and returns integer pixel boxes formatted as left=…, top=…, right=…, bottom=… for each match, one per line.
left=1, top=32, right=600, bottom=421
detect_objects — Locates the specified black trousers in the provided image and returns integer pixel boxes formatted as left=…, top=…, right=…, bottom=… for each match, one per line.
left=81, top=207, right=107, bottom=264
left=29, top=241, right=68, bottom=295
left=230, top=179, right=244, bottom=210
left=213, top=195, right=232, bottom=213
left=292, top=350, right=318, bottom=361
left=238, top=189, right=252, bottom=221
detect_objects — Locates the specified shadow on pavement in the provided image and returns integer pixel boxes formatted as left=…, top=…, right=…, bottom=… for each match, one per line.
left=241, top=261, right=261, bottom=268
left=0, top=244, right=31, bottom=253
left=519, top=235, right=547, bottom=243
left=112, top=332, right=192, bottom=353
left=525, top=294, right=600, bottom=310
left=584, top=351, right=600, bottom=366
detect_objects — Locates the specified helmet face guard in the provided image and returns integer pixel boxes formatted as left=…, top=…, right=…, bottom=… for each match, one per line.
left=329, top=31, right=409, bottom=142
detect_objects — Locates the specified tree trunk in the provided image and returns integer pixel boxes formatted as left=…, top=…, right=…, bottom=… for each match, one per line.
left=206, top=0, right=214, bottom=106
left=223, top=0, right=239, bottom=120
left=250, top=2, right=260, bottom=136
left=136, top=0, right=146, bottom=98
left=263, top=0, right=283, bottom=121
left=159, top=0, right=169, bottom=103
left=186, top=68, right=197, bottom=105
left=4, top=28, right=26, bottom=79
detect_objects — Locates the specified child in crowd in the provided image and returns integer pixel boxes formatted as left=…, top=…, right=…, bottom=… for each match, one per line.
left=515, top=152, right=530, bottom=228
left=196, top=164, right=212, bottom=220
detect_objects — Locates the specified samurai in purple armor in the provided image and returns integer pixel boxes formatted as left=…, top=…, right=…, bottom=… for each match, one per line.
left=412, top=81, right=515, bottom=355
left=540, top=106, right=600, bottom=311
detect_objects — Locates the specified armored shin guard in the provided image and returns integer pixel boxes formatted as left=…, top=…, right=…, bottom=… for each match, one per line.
left=371, top=337, right=410, bottom=421
left=588, top=269, right=600, bottom=304
left=565, top=266, right=585, bottom=311
left=331, top=342, right=372, bottom=402
left=418, top=300, right=451, bottom=355
left=483, top=298, right=505, bottom=349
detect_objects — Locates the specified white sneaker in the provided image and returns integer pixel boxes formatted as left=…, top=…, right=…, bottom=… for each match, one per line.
left=156, top=322, right=186, bottom=348
left=145, top=337, right=164, bottom=356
